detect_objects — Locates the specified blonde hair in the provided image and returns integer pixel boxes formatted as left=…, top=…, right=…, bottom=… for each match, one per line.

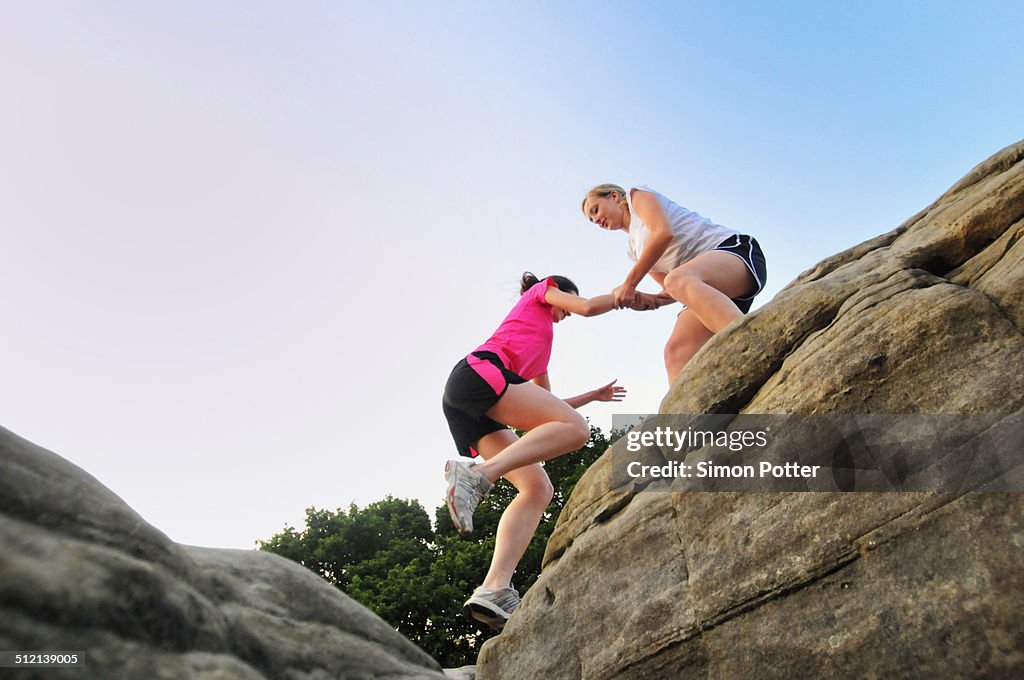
left=581, top=183, right=628, bottom=215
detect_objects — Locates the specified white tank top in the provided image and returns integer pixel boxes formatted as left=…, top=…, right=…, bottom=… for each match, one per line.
left=626, top=186, right=737, bottom=273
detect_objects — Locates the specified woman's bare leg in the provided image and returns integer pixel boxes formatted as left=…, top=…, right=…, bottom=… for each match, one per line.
left=664, top=309, right=715, bottom=383
left=659, top=250, right=756, bottom=381
left=472, top=429, right=553, bottom=589
left=471, top=381, right=590, bottom=483
left=662, top=251, right=754, bottom=333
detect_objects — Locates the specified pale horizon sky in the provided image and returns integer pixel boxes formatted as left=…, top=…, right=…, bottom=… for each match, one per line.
left=2, top=2, right=1022, bottom=549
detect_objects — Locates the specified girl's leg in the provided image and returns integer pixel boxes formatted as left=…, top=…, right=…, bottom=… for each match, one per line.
left=665, top=309, right=715, bottom=383
left=472, top=381, right=590, bottom=483
left=662, top=251, right=754, bottom=333
left=472, top=429, right=554, bottom=589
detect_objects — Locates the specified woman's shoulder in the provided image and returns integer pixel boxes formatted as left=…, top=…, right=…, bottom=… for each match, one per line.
left=631, top=186, right=694, bottom=216
left=629, top=185, right=662, bottom=197
left=628, top=185, right=672, bottom=209
left=526, top=278, right=557, bottom=305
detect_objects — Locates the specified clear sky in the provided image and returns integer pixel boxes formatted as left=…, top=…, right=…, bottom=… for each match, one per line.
left=2, top=1, right=1021, bottom=549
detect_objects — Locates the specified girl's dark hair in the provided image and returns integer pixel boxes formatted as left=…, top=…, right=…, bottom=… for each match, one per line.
left=520, top=271, right=579, bottom=296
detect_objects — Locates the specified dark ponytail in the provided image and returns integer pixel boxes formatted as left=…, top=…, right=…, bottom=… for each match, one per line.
left=520, top=271, right=579, bottom=296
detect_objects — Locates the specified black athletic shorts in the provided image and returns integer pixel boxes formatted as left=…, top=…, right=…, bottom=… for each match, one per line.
left=713, top=234, right=767, bottom=313
left=442, top=351, right=527, bottom=458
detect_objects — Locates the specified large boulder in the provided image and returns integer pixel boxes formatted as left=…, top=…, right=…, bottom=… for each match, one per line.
left=478, top=141, right=1024, bottom=679
left=0, top=425, right=448, bottom=679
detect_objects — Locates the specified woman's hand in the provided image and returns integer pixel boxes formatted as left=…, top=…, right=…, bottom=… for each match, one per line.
left=653, top=291, right=676, bottom=305
left=628, top=292, right=660, bottom=311
left=591, top=379, right=626, bottom=402
left=628, top=291, right=676, bottom=310
left=612, top=282, right=637, bottom=309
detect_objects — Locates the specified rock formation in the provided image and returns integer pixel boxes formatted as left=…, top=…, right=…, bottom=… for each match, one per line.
left=477, top=141, right=1024, bottom=679
left=2, top=142, right=1021, bottom=680
left=0, top=425, right=449, bottom=679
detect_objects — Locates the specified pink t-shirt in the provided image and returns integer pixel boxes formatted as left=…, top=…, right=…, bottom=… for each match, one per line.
left=474, top=279, right=556, bottom=380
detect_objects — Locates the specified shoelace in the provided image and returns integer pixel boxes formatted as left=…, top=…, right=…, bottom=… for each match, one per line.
left=456, top=468, right=488, bottom=505
left=468, top=466, right=491, bottom=499
left=499, top=586, right=521, bottom=613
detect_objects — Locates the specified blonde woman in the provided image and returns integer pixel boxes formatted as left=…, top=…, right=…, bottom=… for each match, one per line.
left=582, top=184, right=766, bottom=382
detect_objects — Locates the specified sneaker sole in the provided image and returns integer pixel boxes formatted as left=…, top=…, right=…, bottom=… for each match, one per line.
left=463, top=602, right=508, bottom=632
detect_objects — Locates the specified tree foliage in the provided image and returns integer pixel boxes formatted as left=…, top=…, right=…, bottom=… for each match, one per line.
left=258, top=425, right=614, bottom=667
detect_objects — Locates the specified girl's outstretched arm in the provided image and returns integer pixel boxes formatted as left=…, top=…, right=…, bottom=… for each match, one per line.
left=536, top=373, right=626, bottom=409
left=545, top=287, right=616, bottom=317
left=563, top=379, right=626, bottom=409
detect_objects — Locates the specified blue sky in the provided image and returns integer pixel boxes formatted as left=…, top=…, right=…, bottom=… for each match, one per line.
left=1, top=1, right=1021, bottom=549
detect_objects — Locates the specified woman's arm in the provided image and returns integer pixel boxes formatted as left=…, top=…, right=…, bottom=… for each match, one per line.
left=622, top=271, right=675, bottom=310
left=563, top=379, right=626, bottom=409
left=532, top=373, right=552, bottom=391
left=629, top=291, right=676, bottom=310
left=545, top=287, right=617, bottom=317
left=614, top=189, right=673, bottom=307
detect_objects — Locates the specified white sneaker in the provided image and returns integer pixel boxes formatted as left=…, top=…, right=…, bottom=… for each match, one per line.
left=463, top=585, right=521, bottom=632
left=444, top=460, right=493, bottom=536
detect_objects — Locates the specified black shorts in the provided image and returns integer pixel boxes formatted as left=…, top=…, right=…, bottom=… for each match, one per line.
left=442, top=351, right=527, bottom=458
left=713, top=234, right=767, bottom=313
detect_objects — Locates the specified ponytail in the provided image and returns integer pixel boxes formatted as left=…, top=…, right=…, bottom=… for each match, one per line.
left=520, top=271, right=579, bottom=296
left=519, top=272, right=541, bottom=294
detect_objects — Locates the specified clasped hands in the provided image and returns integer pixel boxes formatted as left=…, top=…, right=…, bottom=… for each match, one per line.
left=612, top=282, right=674, bottom=311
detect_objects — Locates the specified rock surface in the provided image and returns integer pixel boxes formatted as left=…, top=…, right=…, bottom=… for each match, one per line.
left=0, top=425, right=448, bottom=680
left=477, top=141, right=1024, bottom=679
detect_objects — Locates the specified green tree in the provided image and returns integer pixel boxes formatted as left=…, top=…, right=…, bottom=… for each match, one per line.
left=258, top=425, right=615, bottom=667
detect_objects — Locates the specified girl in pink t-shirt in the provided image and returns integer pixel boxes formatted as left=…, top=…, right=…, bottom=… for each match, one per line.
left=443, top=271, right=648, bottom=631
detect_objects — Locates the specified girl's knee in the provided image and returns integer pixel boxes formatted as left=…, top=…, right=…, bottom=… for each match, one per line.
left=531, top=477, right=555, bottom=506
left=515, top=470, right=555, bottom=506
left=566, top=413, right=591, bottom=450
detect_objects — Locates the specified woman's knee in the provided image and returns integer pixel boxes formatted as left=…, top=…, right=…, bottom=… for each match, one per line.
left=664, top=268, right=699, bottom=301
left=664, top=339, right=689, bottom=366
left=664, top=333, right=706, bottom=365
